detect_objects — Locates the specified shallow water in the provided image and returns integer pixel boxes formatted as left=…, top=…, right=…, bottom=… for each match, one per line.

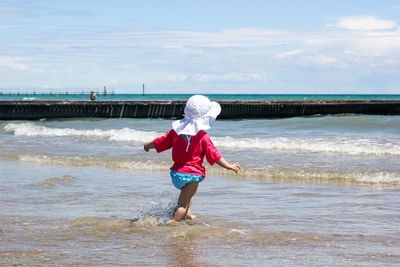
left=1, top=115, right=399, bottom=266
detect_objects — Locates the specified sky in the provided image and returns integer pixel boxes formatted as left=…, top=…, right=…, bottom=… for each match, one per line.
left=0, top=0, right=400, bottom=94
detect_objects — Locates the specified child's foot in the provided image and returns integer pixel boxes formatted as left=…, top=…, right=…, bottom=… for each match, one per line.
left=165, top=219, right=180, bottom=226
left=185, top=214, right=196, bottom=220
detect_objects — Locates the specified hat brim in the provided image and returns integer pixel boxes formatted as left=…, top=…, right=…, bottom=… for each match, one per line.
left=172, top=101, right=221, bottom=135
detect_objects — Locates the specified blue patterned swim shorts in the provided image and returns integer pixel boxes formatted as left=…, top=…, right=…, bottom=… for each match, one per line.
left=170, top=170, right=204, bottom=190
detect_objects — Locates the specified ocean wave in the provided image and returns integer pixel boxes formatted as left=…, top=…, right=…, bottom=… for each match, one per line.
left=2, top=154, right=399, bottom=185
left=237, top=168, right=400, bottom=185
left=213, top=136, right=400, bottom=156
left=14, top=154, right=166, bottom=171
left=3, top=122, right=160, bottom=141
left=3, top=122, right=399, bottom=157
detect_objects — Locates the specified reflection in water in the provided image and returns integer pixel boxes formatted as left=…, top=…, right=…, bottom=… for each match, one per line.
left=170, top=238, right=200, bottom=267
left=1, top=214, right=399, bottom=266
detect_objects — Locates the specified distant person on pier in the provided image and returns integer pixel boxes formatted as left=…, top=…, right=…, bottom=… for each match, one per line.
left=90, top=91, right=97, bottom=101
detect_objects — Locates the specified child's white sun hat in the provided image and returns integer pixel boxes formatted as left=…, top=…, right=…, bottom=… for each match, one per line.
left=172, top=95, right=221, bottom=135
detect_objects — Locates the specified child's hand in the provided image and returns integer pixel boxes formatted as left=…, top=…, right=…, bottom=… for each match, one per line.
left=229, top=163, right=241, bottom=173
left=216, top=158, right=241, bottom=173
left=144, top=141, right=154, bottom=152
left=144, top=143, right=150, bottom=152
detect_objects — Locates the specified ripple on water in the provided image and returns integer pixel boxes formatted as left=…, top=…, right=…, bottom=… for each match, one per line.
left=38, top=175, right=76, bottom=188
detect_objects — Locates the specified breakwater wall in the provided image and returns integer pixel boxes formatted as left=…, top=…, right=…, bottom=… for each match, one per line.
left=0, top=101, right=399, bottom=120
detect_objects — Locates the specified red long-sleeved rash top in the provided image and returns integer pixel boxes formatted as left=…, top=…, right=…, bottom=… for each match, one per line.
left=153, top=129, right=222, bottom=177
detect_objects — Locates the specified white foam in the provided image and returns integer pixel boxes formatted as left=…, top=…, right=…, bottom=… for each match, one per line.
left=4, top=122, right=159, bottom=142
left=213, top=136, right=400, bottom=156
left=16, top=154, right=166, bottom=171
left=352, top=171, right=400, bottom=184
left=241, top=168, right=400, bottom=185
left=3, top=122, right=400, bottom=156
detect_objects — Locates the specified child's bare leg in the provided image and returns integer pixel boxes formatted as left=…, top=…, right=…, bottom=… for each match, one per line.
left=185, top=198, right=196, bottom=220
left=172, top=182, right=198, bottom=222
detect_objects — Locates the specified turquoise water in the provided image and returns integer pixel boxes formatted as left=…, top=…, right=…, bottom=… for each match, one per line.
left=1, top=93, right=400, bottom=101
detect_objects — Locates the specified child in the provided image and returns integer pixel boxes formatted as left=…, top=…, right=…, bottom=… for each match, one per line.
left=144, top=95, right=240, bottom=222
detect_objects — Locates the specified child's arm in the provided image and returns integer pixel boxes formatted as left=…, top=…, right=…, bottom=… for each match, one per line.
left=216, top=157, right=241, bottom=173
left=144, top=140, right=155, bottom=152
left=144, top=130, right=174, bottom=153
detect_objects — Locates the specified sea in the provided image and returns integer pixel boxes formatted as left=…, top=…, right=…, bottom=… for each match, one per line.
left=1, top=94, right=399, bottom=266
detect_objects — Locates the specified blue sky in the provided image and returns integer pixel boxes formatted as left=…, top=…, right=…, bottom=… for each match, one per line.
left=1, top=0, right=400, bottom=94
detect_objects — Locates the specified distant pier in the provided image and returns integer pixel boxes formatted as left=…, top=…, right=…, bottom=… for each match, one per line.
left=0, top=101, right=399, bottom=120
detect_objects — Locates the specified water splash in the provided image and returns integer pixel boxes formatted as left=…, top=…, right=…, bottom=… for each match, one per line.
left=131, top=192, right=178, bottom=225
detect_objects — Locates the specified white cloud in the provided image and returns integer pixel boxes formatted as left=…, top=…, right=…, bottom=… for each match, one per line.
left=110, top=28, right=308, bottom=49
left=0, top=56, right=29, bottom=70
left=275, top=50, right=347, bottom=68
left=194, top=72, right=266, bottom=82
left=336, top=16, right=397, bottom=31
left=165, top=74, right=188, bottom=82
left=273, top=18, right=400, bottom=69
left=312, top=54, right=339, bottom=66
left=275, top=49, right=303, bottom=59
left=1, top=13, right=400, bottom=93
